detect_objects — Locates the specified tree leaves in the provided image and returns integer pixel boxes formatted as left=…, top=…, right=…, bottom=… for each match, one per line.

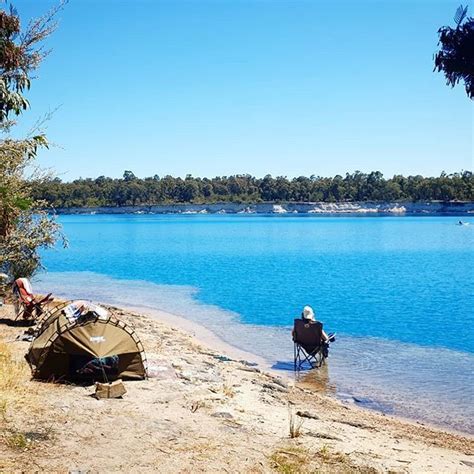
left=0, top=3, right=64, bottom=279
left=30, top=171, right=474, bottom=207
left=435, top=6, right=474, bottom=99
left=454, top=5, right=468, bottom=27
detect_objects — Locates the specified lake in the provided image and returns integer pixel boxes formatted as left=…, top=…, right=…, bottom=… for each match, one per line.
left=36, top=214, right=474, bottom=433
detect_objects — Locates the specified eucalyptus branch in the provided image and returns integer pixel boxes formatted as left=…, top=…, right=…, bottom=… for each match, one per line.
left=0, top=1, right=66, bottom=279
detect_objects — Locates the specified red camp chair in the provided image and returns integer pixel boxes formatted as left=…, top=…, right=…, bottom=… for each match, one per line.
left=12, top=278, right=53, bottom=321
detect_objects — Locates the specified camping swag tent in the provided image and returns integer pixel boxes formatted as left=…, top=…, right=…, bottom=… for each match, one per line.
left=27, top=302, right=147, bottom=382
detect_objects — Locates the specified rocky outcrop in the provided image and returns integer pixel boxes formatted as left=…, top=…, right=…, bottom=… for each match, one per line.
left=54, top=201, right=474, bottom=215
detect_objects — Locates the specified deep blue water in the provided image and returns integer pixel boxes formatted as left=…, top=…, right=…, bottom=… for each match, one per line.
left=37, top=215, right=474, bottom=432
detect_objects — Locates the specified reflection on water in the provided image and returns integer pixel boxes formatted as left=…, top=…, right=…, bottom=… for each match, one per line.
left=36, top=271, right=474, bottom=434
left=295, top=364, right=337, bottom=396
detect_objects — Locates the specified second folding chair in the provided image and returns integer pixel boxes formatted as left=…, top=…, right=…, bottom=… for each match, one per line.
left=13, top=278, right=54, bottom=321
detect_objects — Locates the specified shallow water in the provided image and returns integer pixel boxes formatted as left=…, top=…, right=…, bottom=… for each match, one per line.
left=36, top=215, right=474, bottom=433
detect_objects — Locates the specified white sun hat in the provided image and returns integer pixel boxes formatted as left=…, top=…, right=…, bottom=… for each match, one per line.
left=302, top=305, right=315, bottom=321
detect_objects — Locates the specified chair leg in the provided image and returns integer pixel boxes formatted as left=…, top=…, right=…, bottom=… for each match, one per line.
left=33, top=303, right=46, bottom=320
left=14, top=303, right=26, bottom=321
left=302, top=350, right=315, bottom=369
left=295, top=344, right=303, bottom=371
left=294, top=343, right=297, bottom=371
left=295, top=344, right=306, bottom=372
left=295, top=345, right=327, bottom=371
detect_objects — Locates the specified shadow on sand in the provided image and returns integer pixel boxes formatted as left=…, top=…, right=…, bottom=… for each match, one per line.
left=0, top=317, right=35, bottom=327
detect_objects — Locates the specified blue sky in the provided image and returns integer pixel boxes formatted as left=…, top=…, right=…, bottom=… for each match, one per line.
left=13, top=0, right=473, bottom=180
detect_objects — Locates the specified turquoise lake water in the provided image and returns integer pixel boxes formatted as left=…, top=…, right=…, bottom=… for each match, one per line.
left=36, top=215, right=474, bottom=433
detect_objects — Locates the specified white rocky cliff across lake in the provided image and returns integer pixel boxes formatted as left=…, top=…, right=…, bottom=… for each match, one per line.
left=54, top=201, right=474, bottom=215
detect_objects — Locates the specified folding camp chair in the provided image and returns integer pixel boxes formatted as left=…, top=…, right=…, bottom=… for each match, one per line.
left=293, top=319, right=327, bottom=370
left=13, top=278, right=53, bottom=321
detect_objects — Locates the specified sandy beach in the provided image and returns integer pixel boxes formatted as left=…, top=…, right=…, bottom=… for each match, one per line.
left=1, top=302, right=473, bottom=473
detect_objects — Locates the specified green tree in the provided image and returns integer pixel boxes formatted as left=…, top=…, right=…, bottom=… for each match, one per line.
left=434, top=5, right=474, bottom=99
left=30, top=171, right=474, bottom=207
left=0, top=3, right=65, bottom=280
left=123, top=170, right=136, bottom=182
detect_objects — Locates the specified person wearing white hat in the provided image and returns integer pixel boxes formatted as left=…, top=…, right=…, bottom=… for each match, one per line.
left=300, top=305, right=329, bottom=342
left=301, top=305, right=315, bottom=321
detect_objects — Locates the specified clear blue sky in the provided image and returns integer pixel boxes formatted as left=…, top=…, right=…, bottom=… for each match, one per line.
left=13, top=0, right=473, bottom=180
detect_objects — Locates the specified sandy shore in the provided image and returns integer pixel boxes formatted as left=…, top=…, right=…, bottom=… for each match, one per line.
left=1, top=302, right=473, bottom=473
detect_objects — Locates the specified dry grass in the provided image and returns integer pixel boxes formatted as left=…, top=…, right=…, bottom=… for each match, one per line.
left=270, top=444, right=379, bottom=474
left=0, top=337, right=54, bottom=456
left=222, top=382, right=236, bottom=398
left=317, top=444, right=350, bottom=465
left=0, top=339, right=31, bottom=456
left=173, top=440, right=219, bottom=456
left=315, top=445, right=379, bottom=473
left=0, top=340, right=30, bottom=418
left=0, top=399, right=7, bottom=422
left=191, top=400, right=207, bottom=412
left=270, top=446, right=311, bottom=474
left=5, top=432, right=29, bottom=450
left=288, top=406, right=304, bottom=438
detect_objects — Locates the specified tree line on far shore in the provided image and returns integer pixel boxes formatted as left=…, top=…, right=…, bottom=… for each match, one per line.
left=32, top=170, right=474, bottom=208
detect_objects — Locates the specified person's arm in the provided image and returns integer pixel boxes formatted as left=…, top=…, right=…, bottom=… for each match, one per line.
left=322, top=328, right=329, bottom=342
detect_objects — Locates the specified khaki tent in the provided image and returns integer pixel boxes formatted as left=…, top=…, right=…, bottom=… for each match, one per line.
left=27, top=302, right=147, bottom=382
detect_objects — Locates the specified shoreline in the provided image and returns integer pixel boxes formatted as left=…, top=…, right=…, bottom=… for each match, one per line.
left=36, top=283, right=474, bottom=439
left=122, top=302, right=271, bottom=371
left=33, top=272, right=474, bottom=438
left=51, top=200, right=474, bottom=216
left=109, top=301, right=474, bottom=440
left=1, top=301, right=473, bottom=472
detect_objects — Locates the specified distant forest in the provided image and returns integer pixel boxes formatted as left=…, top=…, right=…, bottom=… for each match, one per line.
left=33, top=171, right=474, bottom=208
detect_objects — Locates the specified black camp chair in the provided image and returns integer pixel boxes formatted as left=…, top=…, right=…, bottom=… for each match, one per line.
left=293, top=319, right=328, bottom=370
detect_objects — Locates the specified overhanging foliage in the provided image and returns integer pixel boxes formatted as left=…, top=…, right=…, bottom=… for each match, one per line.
left=0, top=2, right=65, bottom=280
left=434, top=5, right=474, bottom=99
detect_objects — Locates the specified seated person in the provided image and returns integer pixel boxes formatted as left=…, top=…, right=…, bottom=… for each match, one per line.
left=298, top=305, right=329, bottom=339
left=292, top=305, right=335, bottom=343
